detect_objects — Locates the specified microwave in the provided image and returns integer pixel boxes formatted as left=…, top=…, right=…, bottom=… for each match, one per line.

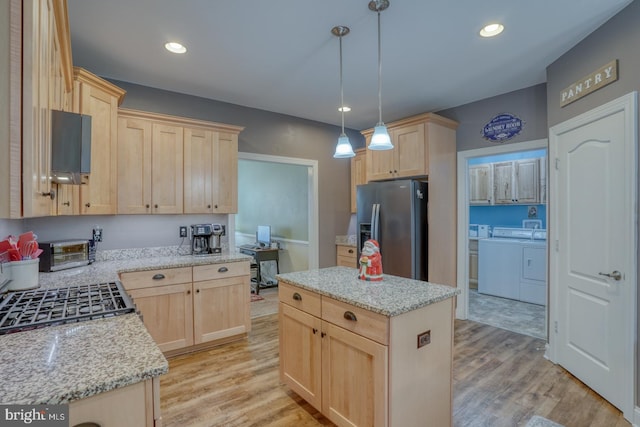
left=38, top=239, right=96, bottom=272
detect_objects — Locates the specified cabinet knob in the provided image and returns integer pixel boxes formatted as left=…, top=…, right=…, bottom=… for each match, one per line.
left=207, top=204, right=211, bottom=209
left=85, top=202, right=90, bottom=208
left=41, top=190, right=56, bottom=200
left=187, top=289, right=191, bottom=295
left=63, top=201, right=70, bottom=206
left=312, top=328, right=318, bottom=334
left=292, top=292, right=302, bottom=301
left=196, top=289, right=200, bottom=293
left=343, top=311, right=357, bottom=322
left=154, top=204, right=158, bottom=208
left=348, top=249, right=354, bottom=254
left=152, top=273, right=166, bottom=280
left=146, top=204, right=150, bottom=209
left=321, top=332, right=326, bottom=338
left=214, top=204, right=218, bottom=209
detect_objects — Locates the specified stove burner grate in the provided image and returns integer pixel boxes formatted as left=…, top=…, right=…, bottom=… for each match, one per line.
left=0, top=281, right=136, bottom=334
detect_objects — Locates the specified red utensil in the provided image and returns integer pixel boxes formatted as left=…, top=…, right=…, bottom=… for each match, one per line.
left=18, top=231, right=34, bottom=249
left=8, top=248, right=20, bottom=261
left=0, top=240, right=11, bottom=253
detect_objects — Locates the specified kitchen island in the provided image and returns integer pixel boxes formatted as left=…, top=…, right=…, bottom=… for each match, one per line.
left=277, top=266, right=460, bottom=427
left=0, top=248, right=253, bottom=425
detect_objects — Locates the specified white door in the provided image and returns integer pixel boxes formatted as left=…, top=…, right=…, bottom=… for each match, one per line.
left=549, top=92, right=636, bottom=419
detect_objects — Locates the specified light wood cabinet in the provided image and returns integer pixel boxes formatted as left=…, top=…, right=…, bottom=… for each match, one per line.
left=117, top=112, right=183, bottom=214
left=365, top=123, right=427, bottom=181
left=361, top=113, right=458, bottom=287
left=279, top=281, right=454, bottom=427
left=184, top=127, right=241, bottom=214
left=493, top=159, right=539, bottom=204
left=69, top=378, right=160, bottom=427
left=121, top=262, right=251, bottom=356
left=336, top=244, right=357, bottom=268
left=469, top=239, right=479, bottom=289
left=72, top=67, right=126, bottom=215
left=118, top=109, right=243, bottom=215
left=350, top=148, right=366, bottom=213
left=469, top=163, right=493, bottom=205
left=20, top=0, right=74, bottom=218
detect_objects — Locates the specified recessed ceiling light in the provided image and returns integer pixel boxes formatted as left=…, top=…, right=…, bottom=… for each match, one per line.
left=165, top=42, right=187, bottom=54
left=479, top=23, right=504, bottom=38
left=338, top=106, right=351, bottom=112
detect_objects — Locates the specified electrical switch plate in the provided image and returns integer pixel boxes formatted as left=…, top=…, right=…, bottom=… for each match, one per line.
left=92, top=227, right=103, bottom=242
left=417, top=330, right=431, bottom=348
left=179, top=226, right=188, bottom=238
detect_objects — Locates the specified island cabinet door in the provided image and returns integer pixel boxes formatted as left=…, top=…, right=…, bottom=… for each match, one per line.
left=279, top=303, right=323, bottom=410
left=321, top=321, right=388, bottom=427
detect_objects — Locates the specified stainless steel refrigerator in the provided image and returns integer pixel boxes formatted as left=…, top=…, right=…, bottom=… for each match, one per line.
left=356, top=179, right=428, bottom=280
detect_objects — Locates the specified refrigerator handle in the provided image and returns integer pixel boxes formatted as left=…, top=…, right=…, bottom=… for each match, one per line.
left=372, top=203, right=380, bottom=241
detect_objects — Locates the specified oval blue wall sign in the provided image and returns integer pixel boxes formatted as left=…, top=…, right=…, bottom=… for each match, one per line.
left=481, top=113, right=524, bottom=142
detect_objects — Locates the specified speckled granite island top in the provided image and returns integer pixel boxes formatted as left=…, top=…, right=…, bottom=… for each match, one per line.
left=0, top=313, right=167, bottom=404
left=276, top=266, right=460, bottom=317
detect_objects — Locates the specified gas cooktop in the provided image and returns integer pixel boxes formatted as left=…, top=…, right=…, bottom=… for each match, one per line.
left=0, top=281, right=136, bottom=335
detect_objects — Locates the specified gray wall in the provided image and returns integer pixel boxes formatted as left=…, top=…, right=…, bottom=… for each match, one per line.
left=545, top=0, right=640, bottom=407
left=437, top=83, right=548, bottom=151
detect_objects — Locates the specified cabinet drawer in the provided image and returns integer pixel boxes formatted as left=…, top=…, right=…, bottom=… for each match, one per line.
left=322, top=297, right=389, bottom=345
left=120, top=267, right=192, bottom=290
left=193, top=261, right=250, bottom=282
left=279, top=282, right=321, bottom=317
left=336, top=245, right=357, bottom=259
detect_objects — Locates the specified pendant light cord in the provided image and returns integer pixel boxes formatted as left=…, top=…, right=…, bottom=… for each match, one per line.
left=377, top=10, right=383, bottom=125
left=340, top=34, right=345, bottom=134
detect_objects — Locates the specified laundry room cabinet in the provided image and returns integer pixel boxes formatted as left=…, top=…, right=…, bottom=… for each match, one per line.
left=493, top=159, right=539, bottom=204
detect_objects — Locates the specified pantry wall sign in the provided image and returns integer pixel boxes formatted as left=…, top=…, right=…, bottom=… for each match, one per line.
left=481, top=113, right=524, bottom=143
left=560, top=59, right=618, bottom=107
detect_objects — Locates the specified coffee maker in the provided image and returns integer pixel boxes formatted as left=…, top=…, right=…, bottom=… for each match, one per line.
left=190, top=224, right=225, bottom=255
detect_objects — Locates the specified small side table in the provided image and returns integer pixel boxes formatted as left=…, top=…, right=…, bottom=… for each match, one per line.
left=239, top=245, right=280, bottom=295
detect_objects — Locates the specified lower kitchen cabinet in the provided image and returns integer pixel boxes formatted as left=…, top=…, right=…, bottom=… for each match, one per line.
left=469, top=239, right=479, bottom=289
left=121, top=262, right=251, bottom=355
left=69, top=378, right=160, bottom=427
left=279, top=281, right=452, bottom=427
left=336, top=244, right=357, bottom=268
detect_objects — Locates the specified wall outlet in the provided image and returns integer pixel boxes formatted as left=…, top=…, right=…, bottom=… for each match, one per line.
left=92, top=227, right=103, bottom=242
left=417, top=330, right=431, bottom=348
left=179, top=226, right=188, bottom=238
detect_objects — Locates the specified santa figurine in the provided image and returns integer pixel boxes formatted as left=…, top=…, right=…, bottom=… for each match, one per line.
left=358, top=239, right=383, bottom=281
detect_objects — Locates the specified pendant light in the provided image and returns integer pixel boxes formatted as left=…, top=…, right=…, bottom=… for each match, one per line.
left=332, top=26, right=356, bottom=158
left=368, top=0, right=393, bottom=150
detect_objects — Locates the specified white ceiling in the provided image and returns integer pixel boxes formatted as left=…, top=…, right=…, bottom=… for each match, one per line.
left=67, top=0, right=633, bottom=130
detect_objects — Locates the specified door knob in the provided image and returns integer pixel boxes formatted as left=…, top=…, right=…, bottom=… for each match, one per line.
left=598, top=270, right=622, bottom=281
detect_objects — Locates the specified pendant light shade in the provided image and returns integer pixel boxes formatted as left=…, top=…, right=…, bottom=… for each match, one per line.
left=367, top=0, right=393, bottom=151
left=332, top=26, right=355, bottom=159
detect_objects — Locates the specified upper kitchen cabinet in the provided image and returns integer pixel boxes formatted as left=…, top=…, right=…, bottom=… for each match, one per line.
left=362, top=113, right=458, bottom=183
left=6, top=0, right=73, bottom=218
left=350, top=148, right=366, bottom=213
left=118, top=109, right=242, bottom=215
left=493, top=158, right=539, bottom=204
left=117, top=110, right=183, bottom=214
left=469, top=163, right=493, bottom=205
left=72, top=67, right=126, bottom=215
left=184, top=123, right=243, bottom=214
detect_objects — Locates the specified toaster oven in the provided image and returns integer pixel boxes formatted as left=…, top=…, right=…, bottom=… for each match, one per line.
left=38, top=239, right=96, bottom=272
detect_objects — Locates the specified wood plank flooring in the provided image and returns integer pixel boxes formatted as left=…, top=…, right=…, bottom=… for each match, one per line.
left=159, top=314, right=630, bottom=427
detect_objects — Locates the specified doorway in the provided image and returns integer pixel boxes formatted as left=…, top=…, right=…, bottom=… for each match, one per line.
left=231, top=152, right=319, bottom=272
left=456, top=139, right=548, bottom=339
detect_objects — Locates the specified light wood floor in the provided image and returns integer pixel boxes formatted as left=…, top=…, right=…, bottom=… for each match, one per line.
left=159, top=314, right=630, bottom=427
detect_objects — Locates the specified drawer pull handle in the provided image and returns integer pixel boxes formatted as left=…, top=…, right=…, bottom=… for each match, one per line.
left=292, top=292, right=302, bottom=301
left=348, top=249, right=354, bottom=254
left=152, top=274, right=166, bottom=280
left=218, top=266, right=229, bottom=273
left=344, top=311, right=357, bottom=321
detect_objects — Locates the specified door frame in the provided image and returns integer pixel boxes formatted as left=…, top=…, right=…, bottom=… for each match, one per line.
left=231, top=152, right=319, bottom=270
left=455, top=138, right=548, bottom=321
left=547, top=92, right=637, bottom=420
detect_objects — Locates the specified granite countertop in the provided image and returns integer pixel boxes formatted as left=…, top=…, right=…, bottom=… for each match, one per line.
left=0, top=314, right=167, bottom=404
left=276, top=266, right=460, bottom=317
left=0, top=247, right=253, bottom=405
left=335, top=235, right=357, bottom=247
left=38, top=249, right=253, bottom=289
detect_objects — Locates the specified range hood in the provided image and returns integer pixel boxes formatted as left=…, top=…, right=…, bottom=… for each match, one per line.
left=50, top=110, right=92, bottom=185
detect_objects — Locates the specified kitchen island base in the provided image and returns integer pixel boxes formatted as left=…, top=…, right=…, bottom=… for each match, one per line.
left=277, top=268, right=457, bottom=427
